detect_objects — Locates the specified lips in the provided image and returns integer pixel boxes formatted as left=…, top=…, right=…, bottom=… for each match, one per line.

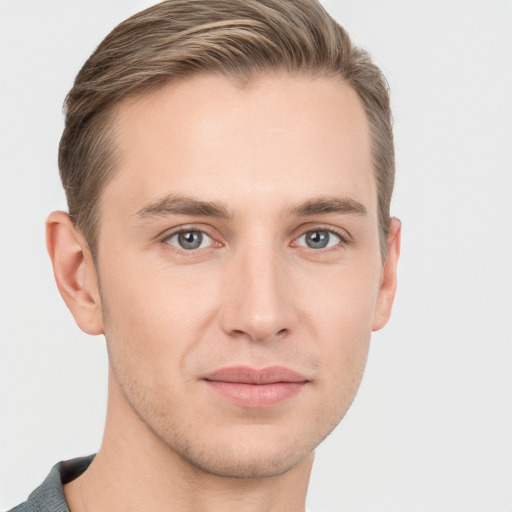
left=202, top=366, right=308, bottom=408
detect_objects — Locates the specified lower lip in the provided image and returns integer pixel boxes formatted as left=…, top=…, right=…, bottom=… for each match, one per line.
left=204, top=380, right=306, bottom=408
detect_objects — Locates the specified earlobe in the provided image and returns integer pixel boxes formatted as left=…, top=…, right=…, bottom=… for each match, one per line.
left=372, top=217, right=401, bottom=332
left=46, top=211, right=104, bottom=335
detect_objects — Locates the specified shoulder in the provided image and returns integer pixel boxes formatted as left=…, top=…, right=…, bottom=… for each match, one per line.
left=7, top=456, right=94, bottom=512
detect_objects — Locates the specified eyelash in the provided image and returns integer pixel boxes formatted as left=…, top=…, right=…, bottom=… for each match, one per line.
left=159, top=224, right=352, bottom=254
left=298, top=226, right=351, bottom=247
left=160, top=225, right=220, bottom=255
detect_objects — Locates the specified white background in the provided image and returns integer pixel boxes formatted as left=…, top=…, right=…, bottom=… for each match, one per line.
left=1, top=1, right=511, bottom=511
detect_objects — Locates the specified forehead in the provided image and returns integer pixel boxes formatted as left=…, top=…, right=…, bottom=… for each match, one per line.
left=104, top=73, right=376, bottom=218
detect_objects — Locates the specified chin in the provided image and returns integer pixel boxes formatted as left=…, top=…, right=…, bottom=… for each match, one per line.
left=177, top=438, right=314, bottom=479
left=158, top=416, right=339, bottom=480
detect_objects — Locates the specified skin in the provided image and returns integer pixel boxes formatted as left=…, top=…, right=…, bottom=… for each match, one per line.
left=47, top=73, right=401, bottom=512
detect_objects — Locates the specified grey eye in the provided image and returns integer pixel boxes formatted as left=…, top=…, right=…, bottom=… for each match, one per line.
left=297, top=230, right=341, bottom=249
left=167, top=230, right=211, bottom=250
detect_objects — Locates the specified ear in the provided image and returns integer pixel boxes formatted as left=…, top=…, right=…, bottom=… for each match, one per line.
left=372, top=217, right=401, bottom=332
left=46, top=211, right=104, bottom=335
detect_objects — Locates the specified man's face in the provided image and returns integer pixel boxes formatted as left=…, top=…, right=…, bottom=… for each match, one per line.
left=94, top=74, right=393, bottom=477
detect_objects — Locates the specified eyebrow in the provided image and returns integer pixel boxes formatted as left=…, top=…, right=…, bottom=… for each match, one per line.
left=135, top=194, right=367, bottom=220
left=136, top=194, right=232, bottom=219
left=288, top=196, right=367, bottom=217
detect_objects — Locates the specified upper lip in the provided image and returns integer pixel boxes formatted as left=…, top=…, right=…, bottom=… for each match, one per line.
left=203, top=366, right=308, bottom=384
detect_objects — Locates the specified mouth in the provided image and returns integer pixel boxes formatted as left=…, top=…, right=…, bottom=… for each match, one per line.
left=201, top=366, right=309, bottom=408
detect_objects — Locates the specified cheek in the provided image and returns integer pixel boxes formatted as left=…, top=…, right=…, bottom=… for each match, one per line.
left=311, top=300, right=372, bottom=428
left=98, top=258, right=218, bottom=381
left=300, top=254, right=380, bottom=333
left=318, top=301, right=372, bottom=398
left=299, top=260, right=379, bottom=394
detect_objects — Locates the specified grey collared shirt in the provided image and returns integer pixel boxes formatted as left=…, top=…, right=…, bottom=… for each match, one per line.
left=8, top=456, right=94, bottom=512
left=8, top=455, right=315, bottom=512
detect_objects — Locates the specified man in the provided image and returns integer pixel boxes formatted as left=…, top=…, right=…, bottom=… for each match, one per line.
left=10, top=0, right=400, bottom=510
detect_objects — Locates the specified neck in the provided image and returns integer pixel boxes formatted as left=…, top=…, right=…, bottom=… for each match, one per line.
left=64, top=371, right=313, bottom=512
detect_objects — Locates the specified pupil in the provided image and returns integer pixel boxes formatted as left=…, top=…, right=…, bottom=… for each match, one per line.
left=179, top=231, right=202, bottom=249
left=306, top=231, right=329, bottom=249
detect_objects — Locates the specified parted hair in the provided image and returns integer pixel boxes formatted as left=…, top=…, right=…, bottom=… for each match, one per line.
left=59, top=0, right=394, bottom=258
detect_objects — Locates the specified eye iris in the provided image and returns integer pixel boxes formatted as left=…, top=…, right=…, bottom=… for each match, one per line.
left=178, top=231, right=203, bottom=250
left=306, top=230, right=329, bottom=249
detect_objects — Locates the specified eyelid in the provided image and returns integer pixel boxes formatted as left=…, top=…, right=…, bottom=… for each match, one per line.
left=159, top=224, right=222, bottom=251
left=166, top=231, right=213, bottom=250
left=158, top=223, right=216, bottom=239
left=295, top=230, right=340, bottom=249
left=291, top=223, right=353, bottom=246
left=156, top=222, right=352, bottom=253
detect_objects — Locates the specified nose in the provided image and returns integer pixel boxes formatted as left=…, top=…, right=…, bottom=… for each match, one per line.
left=218, top=244, right=297, bottom=343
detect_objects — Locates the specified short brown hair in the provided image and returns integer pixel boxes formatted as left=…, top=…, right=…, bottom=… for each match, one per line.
left=59, top=0, right=394, bottom=258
